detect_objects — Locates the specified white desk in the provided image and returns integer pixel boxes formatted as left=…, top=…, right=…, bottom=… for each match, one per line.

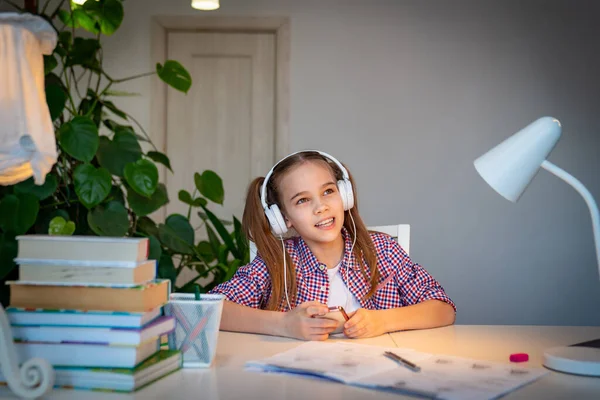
left=1, top=325, right=599, bottom=399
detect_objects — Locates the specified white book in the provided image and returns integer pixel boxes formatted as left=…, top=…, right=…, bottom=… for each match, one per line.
left=17, top=259, right=156, bottom=284
left=15, top=339, right=160, bottom=368
left=6, top=307, right=163, bottom=328
left=16, top=235, right=149, bottom=263
left=11, top=316, right=175, bottom=346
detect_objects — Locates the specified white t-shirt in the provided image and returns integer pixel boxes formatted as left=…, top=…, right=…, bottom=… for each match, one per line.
left=326, top=263, right=361, bottom=313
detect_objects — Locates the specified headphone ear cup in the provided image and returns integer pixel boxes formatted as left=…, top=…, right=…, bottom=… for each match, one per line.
left=337, top=179, right=354, bottom=211
left=265, top=204, right=288, bottom=236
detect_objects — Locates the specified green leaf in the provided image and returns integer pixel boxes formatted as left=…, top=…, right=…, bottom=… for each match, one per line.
left=124, top=159, right=159, bottom=197
left=233, top=216, right=248, bottom=262
left=57, top=9, right=75, bottom=27
left=102, top=100, right=127, bottom=120
left=146, top=151, right=173, bottom=173
left=193, top=198, right=208, bottom=207
left=44, top=54, right=58, bottom=74
left=83, top=0, right=124, bottom=36
left=0, top=232, right=18, bottom=280
left=127, top=183, right=168, bottom=217
left=66, top=37, right=101, bottom=70
left=200, top=205, right=240, bottom=258
left=178, top=190, right=194, bottom=206
left=14, top=174, right=58, bottom=201
left=45, top=73, right=66, bottom=121
left=156, top=60, right=192, bottom=94
left=73, top=164, right=111, bottom=209
left=45, top=83, right=67, bottom=121
left=58, top=31, right=72, bottom=49
left=48, top=216, right=76, bottom=235
left=217, top=244, right=229, bottom=264
left=78, top=97, right=103, bottom=126
left=196, top=241, right=215, bottom=263
left=205, top=224, right=220, bottom=255
left=157, top=252, right=176, bottom=287
left=158, top=214, right=194, bottom=254
left=34, top=209, right=69, bottom=235
left=0, top=194, right=39, bottom=235
left=197, top=211, right=232, bottom=226
left=107, top=185, right=125, bottom=205
left=58, top=116, right=99, bottom=162
left=96, top=129, right=142, bottom=176
left=137, top=216, right=159, bottom=237
left=73, top=8, right=99, bottom=33
left=87, top=201, right=130, bottom=237
left=147, top=234, right=162, bottom=261
left=194, top=170, right=224, bottom=205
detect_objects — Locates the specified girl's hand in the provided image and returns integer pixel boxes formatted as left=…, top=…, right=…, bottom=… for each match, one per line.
left=282, top=301, right=338, bottom=341
left=343, top=308, right=385, bottom=338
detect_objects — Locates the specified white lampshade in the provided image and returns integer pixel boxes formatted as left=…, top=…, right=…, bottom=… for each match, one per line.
left=474, top=116, right=562, bottom=202
left=191, top=0, right=220, bottom=10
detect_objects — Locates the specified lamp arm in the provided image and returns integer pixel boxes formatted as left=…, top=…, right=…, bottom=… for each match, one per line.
left=0, top=305, right=54, bottom=398
left=541, top=160, right=600, bottom=278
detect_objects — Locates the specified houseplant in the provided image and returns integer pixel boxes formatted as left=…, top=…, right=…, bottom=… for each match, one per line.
left=0, top=0, right=248, bottom=306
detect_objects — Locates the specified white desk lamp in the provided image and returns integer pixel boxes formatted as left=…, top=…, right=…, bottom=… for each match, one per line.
left=474, top=116, right=600, bottom=376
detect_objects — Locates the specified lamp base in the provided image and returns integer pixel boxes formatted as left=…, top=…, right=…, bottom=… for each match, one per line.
left=543, top=338, right=600, bottom=377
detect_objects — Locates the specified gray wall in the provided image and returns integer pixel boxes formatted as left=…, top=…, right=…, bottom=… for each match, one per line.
left=6, top=0, right=599, bottom=325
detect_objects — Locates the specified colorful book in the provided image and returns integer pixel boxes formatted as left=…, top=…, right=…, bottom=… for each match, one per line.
left=11, top=316, right=175, bottom=346
left=5, top=307, right=163, bottom=328
left=0, top=350, right=182, bottom=393
left=53, top=350, right=181, bottom=392
left=14, top=338, right=160, bottom=368
left=7, top=280, right=170, bottom=312
left=15, top=235, right=149, bottom=263
left=17, top=259, right=157, bottom=284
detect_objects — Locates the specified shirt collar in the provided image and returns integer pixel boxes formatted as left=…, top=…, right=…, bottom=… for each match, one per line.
left=295, top=227, right=359, bottom=275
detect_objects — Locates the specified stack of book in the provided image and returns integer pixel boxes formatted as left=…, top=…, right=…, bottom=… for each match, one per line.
left=1, top=235, right=181, bottom=393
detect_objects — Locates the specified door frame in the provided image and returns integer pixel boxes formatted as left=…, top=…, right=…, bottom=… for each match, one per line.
left=150, top=16, right=290, bottom=220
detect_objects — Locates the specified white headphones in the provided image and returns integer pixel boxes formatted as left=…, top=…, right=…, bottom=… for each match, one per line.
left=260, top=150, right=355, bottom=236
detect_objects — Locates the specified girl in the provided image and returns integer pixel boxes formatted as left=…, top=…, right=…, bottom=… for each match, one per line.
left=210, top=151, right=456, bottom=341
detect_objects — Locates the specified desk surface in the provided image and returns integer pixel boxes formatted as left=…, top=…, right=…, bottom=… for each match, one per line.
left=1, top=325, right=599, bottom=399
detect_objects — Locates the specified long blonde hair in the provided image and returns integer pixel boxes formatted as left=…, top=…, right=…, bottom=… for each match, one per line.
left=242, top=152, right=380, bottom=310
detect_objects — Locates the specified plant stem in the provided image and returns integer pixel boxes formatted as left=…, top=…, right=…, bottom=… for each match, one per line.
left=49, top=0, right=67, bottom=19
left=4, top=0, right=24, bottom=11
left=124, top=113, right=158, bottom=151
left=41, top=0, right=51, bottom=14
left=113, top=71, right=156, bottom=84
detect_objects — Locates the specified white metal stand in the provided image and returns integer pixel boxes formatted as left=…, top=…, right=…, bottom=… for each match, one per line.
left=540, top=160, right=600, bottom=376
left=0, top=304, right=54, bottom=398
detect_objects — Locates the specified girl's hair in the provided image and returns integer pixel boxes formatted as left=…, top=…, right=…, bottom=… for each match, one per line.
left=242, top=151, right=380, bottom=311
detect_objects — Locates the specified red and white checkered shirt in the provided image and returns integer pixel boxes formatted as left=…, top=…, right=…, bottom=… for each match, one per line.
left=210, top=229, right=456, bottom=312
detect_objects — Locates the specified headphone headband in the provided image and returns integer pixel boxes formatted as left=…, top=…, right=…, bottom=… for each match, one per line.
left=260, top=150, right=350, bottom=209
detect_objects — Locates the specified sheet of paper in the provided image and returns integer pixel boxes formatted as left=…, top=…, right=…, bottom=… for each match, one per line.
left=247, top=341, right=425, bottom=382
left=246, top=342, right=548, bottom=400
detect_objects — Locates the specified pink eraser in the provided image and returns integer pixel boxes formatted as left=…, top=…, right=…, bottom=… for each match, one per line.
left=509, top=353, right=529, bottom=362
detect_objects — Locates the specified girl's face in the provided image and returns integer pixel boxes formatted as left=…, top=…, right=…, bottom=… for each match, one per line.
left=277, top=160, right=345, bottom=249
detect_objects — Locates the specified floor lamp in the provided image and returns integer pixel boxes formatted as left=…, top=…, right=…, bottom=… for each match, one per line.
left=474, top=116, right=600, bottom=377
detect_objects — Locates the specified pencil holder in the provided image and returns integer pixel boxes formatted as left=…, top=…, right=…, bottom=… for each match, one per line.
left=164, top=293, right=224, bottom=368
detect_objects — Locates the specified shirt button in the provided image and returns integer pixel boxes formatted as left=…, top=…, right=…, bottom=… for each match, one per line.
left=319, top=265, right=325, bottom=271
left=320, top=286, right=327, bottom=292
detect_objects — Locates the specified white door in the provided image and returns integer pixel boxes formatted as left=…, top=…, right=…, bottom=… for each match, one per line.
left=163, top=31, right=276, bottom=228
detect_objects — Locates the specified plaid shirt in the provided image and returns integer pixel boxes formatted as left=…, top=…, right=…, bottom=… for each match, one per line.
left=210, top=229, right=456, bottom=312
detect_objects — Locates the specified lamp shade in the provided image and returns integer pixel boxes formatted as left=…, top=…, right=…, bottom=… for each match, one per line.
left=474, top=116, right=562, bottom=202
left=191, top=0, right=220, bottom=10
